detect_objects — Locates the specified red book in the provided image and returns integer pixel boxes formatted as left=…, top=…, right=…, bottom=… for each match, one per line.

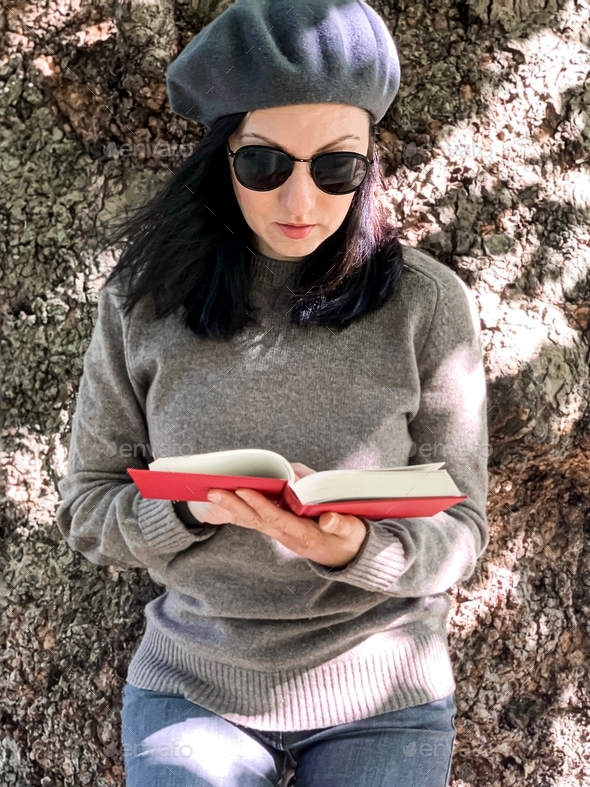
left=127, top=449, right=467, bottom=519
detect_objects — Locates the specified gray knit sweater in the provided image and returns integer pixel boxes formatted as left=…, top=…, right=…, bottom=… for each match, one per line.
left=56, top=244, right=489, bottom=732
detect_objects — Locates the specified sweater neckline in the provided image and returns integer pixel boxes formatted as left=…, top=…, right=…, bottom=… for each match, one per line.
left=250, top=252, right=306, bottom=289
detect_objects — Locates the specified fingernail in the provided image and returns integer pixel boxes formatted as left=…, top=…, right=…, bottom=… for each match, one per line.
left=208, top=493, right=222, bottom=503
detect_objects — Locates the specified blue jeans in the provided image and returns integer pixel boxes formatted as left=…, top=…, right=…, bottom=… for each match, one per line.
left=121, top=683, right=457, bottom=787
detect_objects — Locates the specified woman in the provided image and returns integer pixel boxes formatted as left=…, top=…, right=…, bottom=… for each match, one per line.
left=56, top=1, right=489, bottom=785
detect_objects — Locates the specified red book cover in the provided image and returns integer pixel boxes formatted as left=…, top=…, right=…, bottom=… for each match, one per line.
left=127, top=468, right=467, bottom=519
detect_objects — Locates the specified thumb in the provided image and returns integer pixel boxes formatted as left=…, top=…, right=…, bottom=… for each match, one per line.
left=319, top=512, right=341, bottom=533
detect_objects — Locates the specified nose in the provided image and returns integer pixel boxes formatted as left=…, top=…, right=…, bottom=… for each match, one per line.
left=278, top=160, right=317, bottom=216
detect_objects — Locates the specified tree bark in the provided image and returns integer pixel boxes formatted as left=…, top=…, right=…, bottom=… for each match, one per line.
left=1, top=1, right=589, bottom=785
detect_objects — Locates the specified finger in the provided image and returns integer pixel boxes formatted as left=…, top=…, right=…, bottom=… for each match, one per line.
left=234, top=489, right=287, bottom=531
left=318, top=512, right=361, bottom=539
left=290, top=462, right=317, bottom=479
left=233, top=489, right=318, bottom=548
left=186, top=500, right=233, bottom=525
left=208, top=489, right=265, bottom=531
left=188, top=500, right=229, bottom=517
left=318, top=512, right=349, bottom=534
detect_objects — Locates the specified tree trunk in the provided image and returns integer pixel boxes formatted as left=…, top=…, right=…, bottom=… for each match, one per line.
left=1, top=1, right=589, bottom=785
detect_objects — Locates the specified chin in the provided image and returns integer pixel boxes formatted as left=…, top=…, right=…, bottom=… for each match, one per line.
left=272, top=235, right=323, bottom=256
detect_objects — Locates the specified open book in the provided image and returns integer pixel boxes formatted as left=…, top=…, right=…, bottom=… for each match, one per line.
left=127, top=448, right=467, bottom=519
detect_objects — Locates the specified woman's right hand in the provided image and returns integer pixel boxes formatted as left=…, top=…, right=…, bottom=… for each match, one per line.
left=186, top=461, right=317, bottom=525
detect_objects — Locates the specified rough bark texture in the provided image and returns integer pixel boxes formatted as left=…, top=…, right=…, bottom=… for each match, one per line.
left=1, top=1, right=590, bottom=785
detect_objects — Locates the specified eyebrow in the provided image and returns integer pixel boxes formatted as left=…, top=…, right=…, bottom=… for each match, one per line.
left=239, top=132, right=362, bottom=156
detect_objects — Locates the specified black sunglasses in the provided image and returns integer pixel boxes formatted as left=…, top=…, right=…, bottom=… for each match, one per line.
left=226, top=142, right=372, bottom=195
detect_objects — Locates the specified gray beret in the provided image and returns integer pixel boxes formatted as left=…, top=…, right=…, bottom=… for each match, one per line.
left=166, top=0, right=401, bottom=129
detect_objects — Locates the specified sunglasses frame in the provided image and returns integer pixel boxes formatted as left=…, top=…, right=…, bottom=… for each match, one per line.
left=226, top=142, right=372, bottom=195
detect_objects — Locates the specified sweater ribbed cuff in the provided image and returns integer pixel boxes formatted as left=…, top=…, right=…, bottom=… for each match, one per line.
left=306, top=519, right=406, bottom=592
left=137, top=497, right=218, bottom=550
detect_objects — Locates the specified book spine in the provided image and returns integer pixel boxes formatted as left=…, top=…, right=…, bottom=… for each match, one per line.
left=277, top=485, right=295, bottom=513
left=280, top=484, right=303, bottom=515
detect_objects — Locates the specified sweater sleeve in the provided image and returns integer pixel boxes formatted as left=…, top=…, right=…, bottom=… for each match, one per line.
left=305, top=268, right=489, bottom=596
left=55, top=284, right=218, bottom=570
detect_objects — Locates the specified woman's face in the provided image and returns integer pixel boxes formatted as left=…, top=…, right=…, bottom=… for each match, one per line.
left=227, top=103, right=371, bottom=261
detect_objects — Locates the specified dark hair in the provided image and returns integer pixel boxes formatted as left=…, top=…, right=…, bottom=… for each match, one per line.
left=103, top=109, right=405, bottom=340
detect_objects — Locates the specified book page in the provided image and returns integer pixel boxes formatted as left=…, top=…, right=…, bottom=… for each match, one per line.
left=353, top=462, right=446, bottom=473
left=291, top=465, right=460, bottom=505
left=149, top=448, right=295, bottom=481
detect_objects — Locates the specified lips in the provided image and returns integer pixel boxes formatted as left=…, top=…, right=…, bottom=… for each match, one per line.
left=277, top=223, right=315, bottom=239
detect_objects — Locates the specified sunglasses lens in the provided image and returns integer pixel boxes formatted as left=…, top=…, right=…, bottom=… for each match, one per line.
left=234, top=148, right=292, bottom=190
left=232, top=147, right=369, bottom=194
left=314, top=154, right=368, bottom=194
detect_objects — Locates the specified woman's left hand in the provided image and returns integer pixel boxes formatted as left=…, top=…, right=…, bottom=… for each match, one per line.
left=206, top=488, right=368, bottom=569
